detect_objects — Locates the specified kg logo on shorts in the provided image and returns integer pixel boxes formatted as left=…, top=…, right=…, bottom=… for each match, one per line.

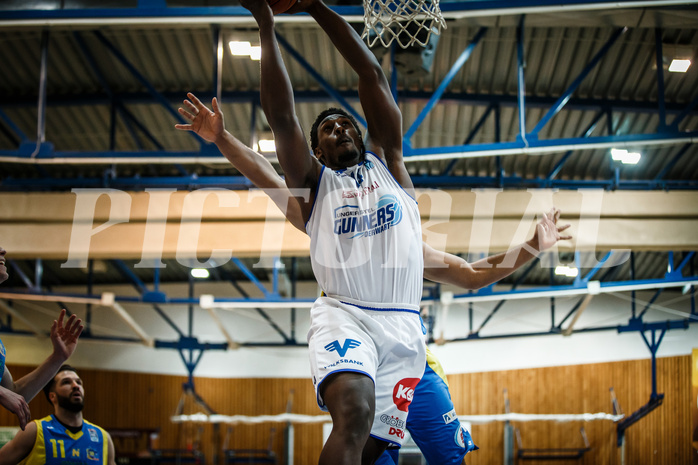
left=324, top=339, right=361, bottom=357
left=392, top=378, right=419, bottom=412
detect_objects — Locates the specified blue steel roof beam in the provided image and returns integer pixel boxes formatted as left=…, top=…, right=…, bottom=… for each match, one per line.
left=0, top=108, right=28, bottom=143
left=275, top=32, right=367, bottom=129
left=219, top=267, right=293, bottom=344
left=5, top=91, right=697, bottom=117
left=546, top=111, right=604, bottom=182
left=654, top=28, right=667, bottom=131
left=404, top=131, right=698, bottom=161
left=676, top=252, right=695, bottom=275
left=528, top=27, right=627, bottom=139
left=581, top=251, right=616, bottom=283
left=473, top=257, right=541, bottom=336
left=6, top=260, right=36, bottom=291
left=5, top=175, right=698, bottom=192
left=404, top=27, right=488, bottom=142
left=516, top=16, right=527, bottom=147
left=1, top=1, right=693, bottom=22
left=555, top=295, right=587, bottom=330
left=670, top=92, right=698, bottom=130
left=92, top=31, right=202, bottom=148
left=653, top=143, right=691, bottom=181
left=442, top=104, right=495, bottom=176
left=637, top=288, right=664, bottom=319
left=111, top=260, right=186, bottom=337
left=230, top=257, right=274, bottom=298
left=73, top=32, right=150, bottom=151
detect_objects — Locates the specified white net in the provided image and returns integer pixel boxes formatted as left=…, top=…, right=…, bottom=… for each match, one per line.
left=361, top=0, right=446, bottom=48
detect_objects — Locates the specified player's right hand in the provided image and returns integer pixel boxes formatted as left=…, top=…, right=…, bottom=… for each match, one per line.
left=0, top=386, right=30, bottom=430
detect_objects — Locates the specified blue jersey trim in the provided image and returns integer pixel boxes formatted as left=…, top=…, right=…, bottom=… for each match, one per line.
left=305, top=164, right=326, bottom=232
left=366, top=152, right=418, bottom=204
left=339, top=300, right=421, bottom=315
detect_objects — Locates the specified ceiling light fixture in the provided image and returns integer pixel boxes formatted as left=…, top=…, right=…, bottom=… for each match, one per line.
left=610, top=148, right=640, bottom=165
left=555, top=265, right=579, bottom=278
left=191, top=268, right=210, bottom=279
left=257, top=139, right=276, bottom=152
left=229, top=41, right=252, bottom=56
left=668, top=59, right=691, bottom=73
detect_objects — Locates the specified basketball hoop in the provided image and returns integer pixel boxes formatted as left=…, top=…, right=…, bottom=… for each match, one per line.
left=361, top=0, right=446, bottom=49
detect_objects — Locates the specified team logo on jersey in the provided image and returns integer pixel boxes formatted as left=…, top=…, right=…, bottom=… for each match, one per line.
left=443, top=408, right=457, bottom=424
left=392, top=378, right=419, bottom=412
left=324, top=339, right=361, bottom=357
left=87, top=447, right=100, bottom=461
left=88, top=427, right=99, bottom=442
left=333, top=194, right=402, bottom=239
left=455, top=424, right=466, bottom=448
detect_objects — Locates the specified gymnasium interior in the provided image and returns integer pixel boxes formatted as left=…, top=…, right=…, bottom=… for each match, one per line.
left=0, top=0, right=697, bottom=464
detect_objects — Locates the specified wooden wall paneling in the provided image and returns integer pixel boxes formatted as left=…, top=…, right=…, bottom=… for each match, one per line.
left=0, top=355, right=691, bottom=464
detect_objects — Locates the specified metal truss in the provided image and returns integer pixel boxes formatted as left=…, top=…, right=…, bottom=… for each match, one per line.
left=0, top=2, right=697, bottom=190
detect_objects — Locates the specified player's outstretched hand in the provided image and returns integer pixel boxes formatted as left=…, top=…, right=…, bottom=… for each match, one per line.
left=0, top=386, right=30, bottom=430
left=175, top=93, right=225, bottom=144
left=533, top=207, right=572, bottom=252
left=50, top=309, right=84, bottom=361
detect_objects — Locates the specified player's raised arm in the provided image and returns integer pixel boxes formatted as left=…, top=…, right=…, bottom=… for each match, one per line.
left=241, top=0, right=321, bottom=223
left=303, top=0, right=408, bottom=188
left=424, top=208, right=572, bottom=289
left=176, top=93, right=304, bottom=230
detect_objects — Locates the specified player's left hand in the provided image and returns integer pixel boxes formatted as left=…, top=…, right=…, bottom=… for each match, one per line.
left=533, top=207, right=572, bottom=252
left=50, top=309, right=84, bottom=361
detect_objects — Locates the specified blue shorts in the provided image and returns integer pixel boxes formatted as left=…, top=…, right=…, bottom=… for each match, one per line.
left=376, top=354, right=478, bottom=465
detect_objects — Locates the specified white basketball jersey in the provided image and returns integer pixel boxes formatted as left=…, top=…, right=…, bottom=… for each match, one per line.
left=305, top=152, right=424, bottom=307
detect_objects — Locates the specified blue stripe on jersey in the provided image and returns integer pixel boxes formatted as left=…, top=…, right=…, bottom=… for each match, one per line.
left=339, top=300, right=421, bottom=315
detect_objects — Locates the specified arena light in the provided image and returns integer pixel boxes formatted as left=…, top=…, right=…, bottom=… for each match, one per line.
left=668, top=59, right=691, bottom=73
left=610, top=148, right=640, bottom=165
left=249, top=46, right=261, bottom=60
left=228, top=40, right=252, bottom=56
left=555, top=265, right=579, bottom=278
left=191, top=268, right=210, bottom=279
left=257, top=139, right=276, bottom=152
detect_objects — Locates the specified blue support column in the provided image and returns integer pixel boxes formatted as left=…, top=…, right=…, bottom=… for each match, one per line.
left=442, top=104, right=495, bottom=175
left=546, top=111, right=604, bottom=182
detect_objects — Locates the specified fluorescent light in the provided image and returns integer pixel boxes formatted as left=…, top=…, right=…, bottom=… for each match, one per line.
left=668, top=59, right=691, bottom=73
left=555, top=265, right=579, bottom=278
left=257, top=139, right=276, bottom=152
left=229, top=41, right=252, bottom=56
left=249, top=46, right=261, bottom=60
left=610, top=148, right=640, bottom=165
left=191, top=268, right=210, bottom=279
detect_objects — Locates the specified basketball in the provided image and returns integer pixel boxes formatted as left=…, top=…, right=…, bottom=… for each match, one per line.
left=268, top=0, right=297, bottom=14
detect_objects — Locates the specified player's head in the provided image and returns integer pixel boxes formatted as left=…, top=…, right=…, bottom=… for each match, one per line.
left=43, top=365, right=84, bottom=412
left=310, top=108, right=364, bottom=168
left=0, top=246, right=7, bottom=284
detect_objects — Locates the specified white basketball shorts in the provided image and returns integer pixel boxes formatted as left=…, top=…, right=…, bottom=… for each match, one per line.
left=307, top=295, right=427, bottom=447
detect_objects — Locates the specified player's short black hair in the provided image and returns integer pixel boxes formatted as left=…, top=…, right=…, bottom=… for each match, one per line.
left=43, top=365, right=78, bottom=402
left=310, top=107, right=364, bottom=157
